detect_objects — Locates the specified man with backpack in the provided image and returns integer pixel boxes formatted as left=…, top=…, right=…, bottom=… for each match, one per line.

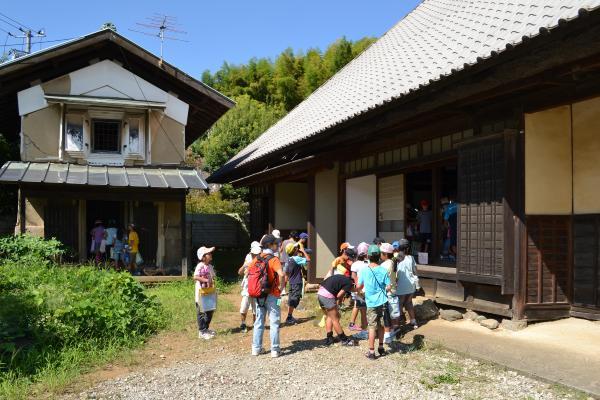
left=247, top=234, right=285, bottom=357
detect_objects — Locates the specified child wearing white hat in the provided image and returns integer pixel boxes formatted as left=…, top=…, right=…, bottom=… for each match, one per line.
left=238, top=241, right=261, bottom=333
left=194, top=246, right=217, bottom=340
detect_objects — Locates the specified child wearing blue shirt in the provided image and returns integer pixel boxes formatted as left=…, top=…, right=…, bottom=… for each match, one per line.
left=357, top=244, right=391, bottom=360
left=284, top=242, right=309, bottom=325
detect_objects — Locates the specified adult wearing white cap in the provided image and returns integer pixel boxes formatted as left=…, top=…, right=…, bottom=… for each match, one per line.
left=194, top=246, right=217, bottom=340
left=238, top=241, right=261, bottom=333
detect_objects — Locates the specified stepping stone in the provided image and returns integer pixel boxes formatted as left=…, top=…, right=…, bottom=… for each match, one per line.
left=440, top=309, right=463, bottom=321
left=480, top=319, right=499, bottom=330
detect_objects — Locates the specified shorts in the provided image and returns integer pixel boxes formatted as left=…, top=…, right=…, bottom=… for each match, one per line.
left=420, top=233, right=432, bottom=243
left=318, top=295, right=337, bottom=311
left=387, top=294, right=401, bottom=319
left=367, top=305, right=387, bottom=329
left=240, top=295, right=256, bottom=314
left=288, top=283, right=303, bottom=308
left=353, top=294, right=367, bottom=308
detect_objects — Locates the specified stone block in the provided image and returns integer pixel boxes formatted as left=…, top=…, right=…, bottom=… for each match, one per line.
left=480, top=319, right=500, bottom=330
left=501, top=319, right=528, bottom=331
left=440, top=309, right=463, bottom=321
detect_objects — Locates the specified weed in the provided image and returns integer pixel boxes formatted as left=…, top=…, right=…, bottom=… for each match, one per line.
left=433, top=372, right=460, bottom=385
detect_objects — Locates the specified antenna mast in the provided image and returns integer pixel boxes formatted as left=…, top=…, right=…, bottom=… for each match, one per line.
left=129, top=14, right=188, bottom=62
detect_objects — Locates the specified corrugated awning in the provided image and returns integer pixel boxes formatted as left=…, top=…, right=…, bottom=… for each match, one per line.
left=0, top=161, right=207, bottom=190
left=44, top=94, right=166, bottom=109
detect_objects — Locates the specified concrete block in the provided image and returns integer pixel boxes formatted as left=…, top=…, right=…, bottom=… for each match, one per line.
left=501, top=319, right=528, bottom=331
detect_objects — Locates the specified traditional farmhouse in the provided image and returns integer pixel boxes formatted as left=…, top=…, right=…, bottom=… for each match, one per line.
left=0, top=29, right=234, bottom=273
left=210, top=0, right=600, bottom=321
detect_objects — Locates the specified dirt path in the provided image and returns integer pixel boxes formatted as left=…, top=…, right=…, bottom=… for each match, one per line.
left=60, top=293, right=589, bottom=400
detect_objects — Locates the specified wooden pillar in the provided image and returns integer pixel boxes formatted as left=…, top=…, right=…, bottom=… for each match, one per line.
left=431, top=166, right=441, bottom=261
left=267, top=183, right=275, bottom=233
left=78, top=199, right=86, bottom=262
left=181, top=194, right=187, bottom=276
left=307, top=175, right=317, bottom=283
left=18, top=187, right=25, bottom=234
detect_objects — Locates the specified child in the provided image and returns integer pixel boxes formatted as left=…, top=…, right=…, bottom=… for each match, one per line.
left=349, top=242, right=369, bottom=335
left=380, top=242, right=400, bottom=343
left=284, top=241, right=309, bottom=325
left=357, top=244, right=391, bottom=360
left=395, top=239, right=420, bottom=329
left=317, top=274, right=356, bottom=346
left=417, top=200, right=432, bottom=253
left=111, top=228, right=125, bottom=271
left=194, top=246, right=217, bottom=340
left=238, top=241, right=261, bottom=333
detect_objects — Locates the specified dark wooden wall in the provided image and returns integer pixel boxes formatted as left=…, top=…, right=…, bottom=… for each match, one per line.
left=523, top=216, right=572, bottom=319
left=44, top=199, right=79, bottom=259
left=573, top=215, right=600, bottom=311
left=457, top=137, right=505, bottom=284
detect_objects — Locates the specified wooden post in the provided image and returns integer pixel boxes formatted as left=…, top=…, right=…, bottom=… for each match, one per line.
left=307, top=175, right=317, bottom=283
left=181, top=193, right=187, bottom=276
left=431, top=166, right=441, bottom=262
left=78, top=199, right=86, bottom=263
left=18, top=187, right=25, bottom=234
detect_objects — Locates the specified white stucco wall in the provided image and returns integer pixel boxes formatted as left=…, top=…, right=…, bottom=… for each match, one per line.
left=274, top=182, right=308, bottom=230
left=345, top=174, right=377, bottom=245
left=315, top=164, right=339, bottom=278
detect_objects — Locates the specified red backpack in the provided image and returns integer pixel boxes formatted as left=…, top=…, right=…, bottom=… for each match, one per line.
left=247, top=255, right=274, bottom=298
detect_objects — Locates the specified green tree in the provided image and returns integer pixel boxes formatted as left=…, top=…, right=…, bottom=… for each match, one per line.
left=323, top=37, right=354, bottom=77
left=193, top=95, right=285, bottom=173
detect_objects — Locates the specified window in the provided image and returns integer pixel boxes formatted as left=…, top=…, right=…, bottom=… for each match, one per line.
left=92, top=119, right=121, bottom=153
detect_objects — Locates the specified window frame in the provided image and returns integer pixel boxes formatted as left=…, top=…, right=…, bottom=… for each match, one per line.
left=91, top=118, right=122, bottom=154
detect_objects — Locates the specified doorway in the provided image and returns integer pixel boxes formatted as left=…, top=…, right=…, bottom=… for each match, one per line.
left=404, top=163, right=457, bottom=266
left=86, top=200, right=123, bottom=258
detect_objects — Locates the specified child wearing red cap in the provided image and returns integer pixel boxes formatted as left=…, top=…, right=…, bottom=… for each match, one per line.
left=418, top=199, right=432, bottom=253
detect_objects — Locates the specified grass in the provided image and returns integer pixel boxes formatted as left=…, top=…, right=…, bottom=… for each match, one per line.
left=0, top=278, right=237, bottom=400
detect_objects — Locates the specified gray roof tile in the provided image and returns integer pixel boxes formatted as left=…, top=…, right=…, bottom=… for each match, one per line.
left=218, top=0, right=600, bottom=178
left=0, top=162, right=207, bottom=190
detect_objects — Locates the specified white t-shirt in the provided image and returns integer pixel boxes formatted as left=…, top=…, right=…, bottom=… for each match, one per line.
left=396, top=255, right=419, bottom=295
left=240, top=253, right=253, bottom=296
left=194, top=262, right=215, bottom=303
left=381, top=259, right=396, bottom=292
left=350, top=260, right=368, bottom=296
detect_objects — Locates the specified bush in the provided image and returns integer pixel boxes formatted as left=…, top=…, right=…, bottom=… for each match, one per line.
left=0, top=236, right=164, bottom=397
left=0, top=263, right=163, bottom=374
left=0, top=235, right=64, bottom=266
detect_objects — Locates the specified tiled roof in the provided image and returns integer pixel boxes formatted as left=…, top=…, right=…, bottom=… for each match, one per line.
left=0, top=162, right=207, bottom=190
left=214, top=0, right=600, bottom=181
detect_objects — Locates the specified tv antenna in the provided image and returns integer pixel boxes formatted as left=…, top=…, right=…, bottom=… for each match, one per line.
left=129, top=14, right=188, bottom=61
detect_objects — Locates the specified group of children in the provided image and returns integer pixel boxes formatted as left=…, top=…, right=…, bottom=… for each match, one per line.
left=193, top=229, right=419, bottom=360
left=89, top=220, right=140, bottom=273
left=319, top=237, right=419, bottom=359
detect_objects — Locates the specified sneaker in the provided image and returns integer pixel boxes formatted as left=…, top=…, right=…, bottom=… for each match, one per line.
left=341, top=339, right=356, bottom=346
left=200, top=332, right=212, bottom=340
left=378, top=346, right=388, bottom=357
left=365, top=351, right=377, bottom=360
left=251, top=348, right=263, bottom=356
left=285, top=316, right=298, bottom=325
left=383, top=335, right=393, bottom=345
left=207, top=329, right=216, bottom=337
left=271, top=350, right=280, bottom=358
left=353, top=330, right=369, bottom=340
left=324, top=336, right=335, bottom=346
left=240, top=323, right=247, bottom=333
left=349, top=323, right=362, bottom=332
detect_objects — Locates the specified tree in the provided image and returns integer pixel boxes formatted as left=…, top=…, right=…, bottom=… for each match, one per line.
left=192, top=95, right=285, bottom=173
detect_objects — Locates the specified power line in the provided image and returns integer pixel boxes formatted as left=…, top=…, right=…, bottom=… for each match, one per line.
left=0, top=12, right=32, bottom=31
left=2, top=37, right=76, bottom=47
left=0, top=16, right=21, bottom=31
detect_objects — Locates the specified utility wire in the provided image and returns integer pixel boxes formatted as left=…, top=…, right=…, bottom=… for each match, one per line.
left=0, top=12, right=32, bottom=31
left=2, top=37, right=77, bottom=47
left=0, top=16, right=20, bottom=31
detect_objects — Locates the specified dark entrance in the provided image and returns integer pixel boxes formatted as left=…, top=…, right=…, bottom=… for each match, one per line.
left=45, top=198, right=79, bottom=260
left=405, top=164, right=458, bottom=265
left=86, top=200, right=123, bottom=257
left=132, top=201, right=158, bottom=267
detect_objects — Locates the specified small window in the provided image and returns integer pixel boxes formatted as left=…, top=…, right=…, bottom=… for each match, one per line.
left=92, top=119, right=121, bottom=153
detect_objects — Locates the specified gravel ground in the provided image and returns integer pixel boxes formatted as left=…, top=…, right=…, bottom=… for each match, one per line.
left=64, top=337, right=585, bottom=400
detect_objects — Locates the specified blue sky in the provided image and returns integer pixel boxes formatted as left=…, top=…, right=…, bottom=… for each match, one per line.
left=1, top=1, right=421, bottom=77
